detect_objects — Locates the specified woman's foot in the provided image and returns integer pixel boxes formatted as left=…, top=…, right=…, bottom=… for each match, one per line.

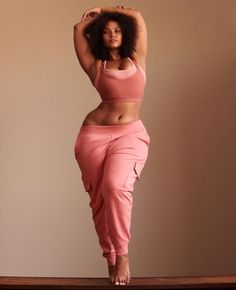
left=108, top=265, right=115, bottom=283
left=113, top=254, right=131, bottom=285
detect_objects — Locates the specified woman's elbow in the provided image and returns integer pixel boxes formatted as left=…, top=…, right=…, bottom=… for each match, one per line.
left=73, top=22, right=82, bottom=31
left=73, top=23, right=79, bottom=30
left=130, top=8, right=142, bottom=16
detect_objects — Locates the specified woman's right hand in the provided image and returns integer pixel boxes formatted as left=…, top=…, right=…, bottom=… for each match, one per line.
left=81, top=7, right=102, bottom=21
left=116, top=5, right=134, bottom=10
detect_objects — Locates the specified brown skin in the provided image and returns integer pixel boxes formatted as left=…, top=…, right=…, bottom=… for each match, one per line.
left=74, top=6, right=147, bottom=285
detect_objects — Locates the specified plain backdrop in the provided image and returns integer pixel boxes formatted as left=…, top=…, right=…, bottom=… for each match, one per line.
left=0, top=0, right=236, bottom=277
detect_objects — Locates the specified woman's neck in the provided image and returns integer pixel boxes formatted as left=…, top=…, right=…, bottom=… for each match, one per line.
left=108, top=50, right=121, bottom=61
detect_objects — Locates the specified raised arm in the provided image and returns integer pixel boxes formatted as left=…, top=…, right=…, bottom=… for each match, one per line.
left=73, top=8, right=101, bottom=75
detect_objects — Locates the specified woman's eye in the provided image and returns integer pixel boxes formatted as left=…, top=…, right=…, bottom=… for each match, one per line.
left=103, top=29, right=121, bottom=35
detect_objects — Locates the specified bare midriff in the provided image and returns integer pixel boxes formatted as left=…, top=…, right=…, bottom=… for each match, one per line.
left=82, top=102, right=142, bottom=126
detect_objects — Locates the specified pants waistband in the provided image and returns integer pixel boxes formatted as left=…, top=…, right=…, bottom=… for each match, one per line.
left=79, top=119, right=146, bottom=134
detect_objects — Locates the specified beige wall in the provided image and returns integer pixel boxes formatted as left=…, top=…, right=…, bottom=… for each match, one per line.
left=0, top=0, right=236, bottom=277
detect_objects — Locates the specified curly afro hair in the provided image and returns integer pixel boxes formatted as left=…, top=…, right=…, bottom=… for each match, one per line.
left=84, top=12, right=137, bottom=61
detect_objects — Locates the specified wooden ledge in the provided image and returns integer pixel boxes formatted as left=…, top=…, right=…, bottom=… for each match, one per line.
left=0, top=275, right=236, bottom=289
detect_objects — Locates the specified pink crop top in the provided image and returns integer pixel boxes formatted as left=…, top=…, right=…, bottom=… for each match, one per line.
left=93, top=57, right=146, bottom=103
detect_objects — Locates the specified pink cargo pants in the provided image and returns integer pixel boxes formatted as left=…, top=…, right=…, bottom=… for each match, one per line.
left=74, top=119, right=150, bottom=265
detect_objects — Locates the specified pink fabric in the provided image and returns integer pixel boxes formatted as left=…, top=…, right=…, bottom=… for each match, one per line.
left=74, top=119, right=150, bottom=265
left=93, top=58, right=146, bottom=103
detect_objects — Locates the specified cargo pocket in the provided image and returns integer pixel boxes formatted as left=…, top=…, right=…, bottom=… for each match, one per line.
left=124, top=161, right=145, bottom=192
left=81, top=175, right=92, bottom=193
left=134, top=161, right=144, bottom=180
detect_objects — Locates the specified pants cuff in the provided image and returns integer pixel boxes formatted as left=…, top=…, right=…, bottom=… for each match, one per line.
left=115, top=247, right=128, bottom=256
left=103, top=252, right=116, bottom=266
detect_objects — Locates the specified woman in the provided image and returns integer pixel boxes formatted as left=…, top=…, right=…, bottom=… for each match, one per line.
left=73, top=5, right=150, bottom=286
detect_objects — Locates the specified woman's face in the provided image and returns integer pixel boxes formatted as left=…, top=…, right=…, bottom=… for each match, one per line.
left=102, top=21, right=123, bottom=49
